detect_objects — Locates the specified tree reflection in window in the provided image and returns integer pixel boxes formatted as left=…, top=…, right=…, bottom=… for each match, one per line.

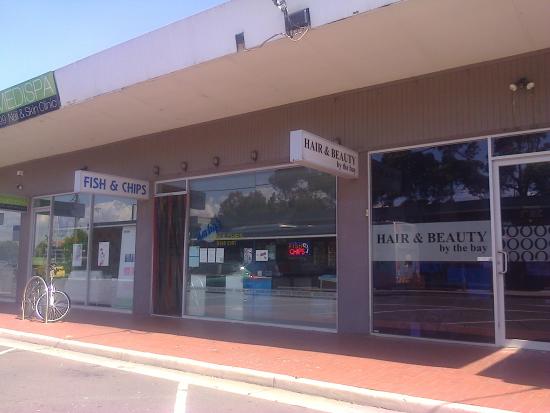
left=372, top=141, right=489, bottom=209
left=500, top=162, right=550, bottom=199
left=493, top=132, right=550, bottom=157
left=370, top=139, right=495, bottom=343
left=190, top=167, right=336, bottom=238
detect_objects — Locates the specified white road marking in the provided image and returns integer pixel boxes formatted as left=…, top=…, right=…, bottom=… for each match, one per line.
left=174, top=381, right=188, bottom=413
left=0, top=337, right=389, bottom=413
left=0, top=347, right=15, bottom=356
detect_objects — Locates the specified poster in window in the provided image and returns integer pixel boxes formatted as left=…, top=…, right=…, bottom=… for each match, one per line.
left=207, top=248, right=216, bottom=263
left=98, top=242, right=110, bottom=267
left=256, top=249, right=268, bottom=262
left=189, top=246, right=200, bottom=267
left=72, top=243, right=83, bottom=267
left=189, top=246, right=200, bottom=258
left=216, top=248, right=224, bottom=263
left=199, top=248, right=208, bottom=263
left=243, top=248, right=253, bottom=264
left=189, top=256, right=200, bottom=268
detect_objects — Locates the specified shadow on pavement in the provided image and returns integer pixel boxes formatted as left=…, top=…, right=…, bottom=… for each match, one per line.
left=2, top=300, right=550, bottom=391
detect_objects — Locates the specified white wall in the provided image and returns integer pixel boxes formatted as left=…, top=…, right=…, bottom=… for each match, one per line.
left=55, top=0, right=399, bottom=106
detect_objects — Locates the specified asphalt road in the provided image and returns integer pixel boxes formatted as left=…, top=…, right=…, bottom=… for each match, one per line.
left=0, top=340, right=395, bottom=413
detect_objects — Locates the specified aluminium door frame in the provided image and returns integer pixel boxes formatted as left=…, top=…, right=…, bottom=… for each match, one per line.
left=491, top=152, right=550, bottom=351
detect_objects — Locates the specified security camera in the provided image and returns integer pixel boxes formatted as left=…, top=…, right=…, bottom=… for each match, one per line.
left=272, top=0, right=287, bottom=11
left=526, top=81, right=535, bottom=91
left=509, top=83, right=518, bottom=92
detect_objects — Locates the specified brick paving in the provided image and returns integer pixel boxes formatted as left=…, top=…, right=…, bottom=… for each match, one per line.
left=0, top=303, right=549, bottom=413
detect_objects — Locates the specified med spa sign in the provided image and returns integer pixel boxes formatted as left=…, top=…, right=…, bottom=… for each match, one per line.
left=0, top=72, right=60, bottom=128
left=290, top=130, right=358, bottom=178
left=372, top=221, right=491, bottom=262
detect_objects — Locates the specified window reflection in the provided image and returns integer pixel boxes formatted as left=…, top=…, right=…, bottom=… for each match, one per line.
left=89, top=196, right=137, bottom=310
left=50, top=194, right=91, bottom=306
left=38, top=194, right=138, bottom=310
left=499, top=163, right=550, bottom=342
left=186, top=167, right=337, bottom=328
left=493, top=132, right=550, bottom=157
left=371, top=140, right=495, bottom=342
left=0, top=211, right=21, bottom=301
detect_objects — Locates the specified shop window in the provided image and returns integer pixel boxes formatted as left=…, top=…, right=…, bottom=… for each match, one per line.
left=32, top=197, right=51, bottom=208
left=493, top=131, right=550, bottom=157
left=370, top=140, right=495, bottom=342
left=35, top=193, right=137, bottom=310
left=49, top=194, right=91, bottom=306
left=89, top=196, right=137, bottom=310
left=0, top=210, right=21, bottom=301
left=156, top=180, right=187, bottom=195
left=186, top=167, right=336, bottom=328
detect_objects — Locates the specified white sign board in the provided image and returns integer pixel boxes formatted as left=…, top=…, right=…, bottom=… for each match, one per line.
left=72, top=243, right=83, bottom=267
left=372, top=221, right=491, bottom=262
left=74, top=170, right=149, bottom=200
left=118, top=226, right=136, bottom=279
left=290, top=130, right=358, bottom=179
left=98, top=242, right=110, bottom=267
left=256, top=250, right=268, bottom=262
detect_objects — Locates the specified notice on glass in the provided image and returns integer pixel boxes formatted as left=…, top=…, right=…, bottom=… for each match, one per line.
left=189, top=256, right=200, bottom=268
left=372, top=221, right=491, bottom=262
left=72, top=243, right=83, bottom=267
left=207, top=248, right=216, bottom=263
left=199, top=248, right=208, bottom=263
left=243, top=248, right=253, bottom=264
left=98, top=242, right=110, bottom=267
left=256, top=249, right=268, bottom=262
left=189, top=246, right=200, bottom=267
left=216, top=248, right=224, bottom=263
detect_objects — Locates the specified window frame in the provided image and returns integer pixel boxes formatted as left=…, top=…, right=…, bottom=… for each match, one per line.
left=152, top=163, right=339, bottom=331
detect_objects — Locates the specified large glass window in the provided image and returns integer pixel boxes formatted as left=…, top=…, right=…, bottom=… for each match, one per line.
left=0, top=211, right=21, bottom=301
left=31, top=210, right=50, bottom=278
left=370, top=140, right=494, bottom=342
left=89, top=196, right=137, bottom=309
left=50, top=194, right=91, bottom=306
left=33, top=193, right=137, bottom=310
left=185, top=167, right=337, bottom=328
left=493, top=131, right=550, bottom=157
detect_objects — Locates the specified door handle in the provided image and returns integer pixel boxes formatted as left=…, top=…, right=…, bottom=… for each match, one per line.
left=497, top=250, right=508, bottom=274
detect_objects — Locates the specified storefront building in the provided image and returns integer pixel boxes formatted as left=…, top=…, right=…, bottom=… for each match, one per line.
left=1, top=0, right=550, bottom=350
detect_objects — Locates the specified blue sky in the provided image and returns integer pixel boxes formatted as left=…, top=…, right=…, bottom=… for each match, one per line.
left=0, top=0, right=228, bottom=91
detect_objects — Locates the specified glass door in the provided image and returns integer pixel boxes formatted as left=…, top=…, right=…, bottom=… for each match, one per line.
left=493, top=155, right=550, bottom=349
left=0, top=210, right=21, bottom=301
left=31, top=209, right=51, bottom=278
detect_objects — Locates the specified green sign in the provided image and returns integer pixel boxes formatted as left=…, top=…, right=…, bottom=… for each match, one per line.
left=0, top=72, right=60, bottom=128
left=0, top=194, right=28, bottom=211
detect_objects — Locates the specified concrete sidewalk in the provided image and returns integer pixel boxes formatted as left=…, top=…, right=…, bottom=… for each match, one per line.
left=0, top=303, right=548, bottom=413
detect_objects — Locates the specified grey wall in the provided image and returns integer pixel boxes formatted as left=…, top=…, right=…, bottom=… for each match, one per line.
left=2, top=49, right=550, bottom=332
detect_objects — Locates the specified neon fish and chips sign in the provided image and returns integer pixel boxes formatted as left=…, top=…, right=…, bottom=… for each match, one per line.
left=288, top=241, right=311, bottom=257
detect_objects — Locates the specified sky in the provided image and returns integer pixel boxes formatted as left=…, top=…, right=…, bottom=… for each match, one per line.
left=0, top=0, right=228, bottom=91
